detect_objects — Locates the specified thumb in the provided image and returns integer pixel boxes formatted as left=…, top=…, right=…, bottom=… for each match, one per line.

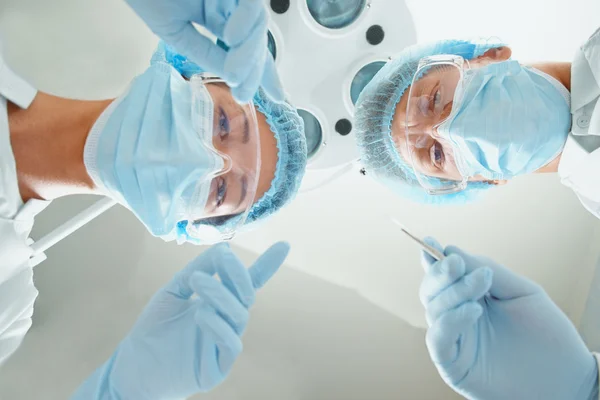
left=445, top=245, right=541, bottom=299
left=249, top=242, right=290, bottom=290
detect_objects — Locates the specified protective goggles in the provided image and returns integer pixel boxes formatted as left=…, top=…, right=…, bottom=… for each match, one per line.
left=182, top=74, right=261, bottom=243
left=403, top=55, right=472, bottom=195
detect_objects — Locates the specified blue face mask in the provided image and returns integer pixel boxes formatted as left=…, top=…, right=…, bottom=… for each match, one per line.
left=84, top=63, right=225, bottom=241
left=438, top=60, right=572, bottom=180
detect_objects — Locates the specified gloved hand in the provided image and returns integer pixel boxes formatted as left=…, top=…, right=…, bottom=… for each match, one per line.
left=420, top=239, right=599, bottom=400
left=124, top=0, right=283, bottom=103
left=72, top=242, right=289, bottom=399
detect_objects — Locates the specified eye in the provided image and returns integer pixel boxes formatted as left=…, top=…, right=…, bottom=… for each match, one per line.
left=430, top=141, right=445, bottom=169
left=218, top=107, right=230, bottom=140
left=216, top=177, right=227, bottom=207
left=434, top=90, right=442, bottom=108
left=429, top=88, right=442, bottom=112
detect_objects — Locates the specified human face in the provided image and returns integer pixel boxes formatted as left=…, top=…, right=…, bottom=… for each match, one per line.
left=196, top=82, right=277, bottom=220
left=396, top=62, right=465, bottom=182
left=391, top=47, right=512, bottom=184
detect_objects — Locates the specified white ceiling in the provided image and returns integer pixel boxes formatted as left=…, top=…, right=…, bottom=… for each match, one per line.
left=2, top=0, right=600, bottom=332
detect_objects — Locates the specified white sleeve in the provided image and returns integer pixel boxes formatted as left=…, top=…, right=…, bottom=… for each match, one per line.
left=0, top=261, right=38, bottom=366
left=0, top=38, right=40, bottom=367
left=0, top=218, right=38, bottom=367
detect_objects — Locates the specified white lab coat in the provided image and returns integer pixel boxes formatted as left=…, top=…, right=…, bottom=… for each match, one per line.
left=559, top=27, right=600, bottom=216
left=544, top=27, right=600, bottom=398
left=0, top=46, right=50, bottom=365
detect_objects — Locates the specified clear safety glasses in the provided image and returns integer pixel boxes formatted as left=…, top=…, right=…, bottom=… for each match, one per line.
left=403, top=55, right=472, bottom=195
left=183, top=74, right=261, bottom=243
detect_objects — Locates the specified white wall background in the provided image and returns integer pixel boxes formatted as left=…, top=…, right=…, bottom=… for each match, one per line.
left=0, top=0, right=599, bottom=399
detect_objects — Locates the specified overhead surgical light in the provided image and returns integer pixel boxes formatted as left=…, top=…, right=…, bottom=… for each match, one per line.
left=306, top=0, right=367, bottom=29
left=267, top=0, right=417, bottom=170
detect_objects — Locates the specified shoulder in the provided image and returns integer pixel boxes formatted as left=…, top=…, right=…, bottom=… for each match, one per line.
left=581, top=27, right=600, bottom=66
left=585, top=27, right=600, bottom=46
left=571, top=28, right=600, bottom=124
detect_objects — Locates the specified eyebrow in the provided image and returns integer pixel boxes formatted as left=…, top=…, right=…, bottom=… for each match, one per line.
left=441, top=100, right=454, bottom=120
left=235, top=175, right=248, bottom=211
left=241, top=105, right=250, bottom=144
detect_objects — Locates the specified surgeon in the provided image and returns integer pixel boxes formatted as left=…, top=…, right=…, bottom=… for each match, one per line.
left=0, top=1, right=307, bottom=398
left=353, top=27, right=600, bottom=399
left=2, top=45, right=306, bottom=396
left=354, top=28, right=600, bottom=217
left=419, top=238, right=599, bottom=400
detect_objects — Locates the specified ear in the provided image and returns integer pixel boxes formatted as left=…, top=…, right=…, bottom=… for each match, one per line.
left=477, top=46, right=512, bottom=62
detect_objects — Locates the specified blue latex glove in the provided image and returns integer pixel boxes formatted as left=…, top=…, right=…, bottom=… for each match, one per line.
left=124, top=0, right=283, bottom=103
left=72, top=242, right=289, bottom=399
left=420, top=239, right=599, bottom=400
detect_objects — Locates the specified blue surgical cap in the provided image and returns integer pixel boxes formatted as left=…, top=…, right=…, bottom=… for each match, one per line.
left=246, top=88, right=307, bottom=226
left=354, top=39, right=504, bottom=205
left=155, top=42, right=307, bottom=231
